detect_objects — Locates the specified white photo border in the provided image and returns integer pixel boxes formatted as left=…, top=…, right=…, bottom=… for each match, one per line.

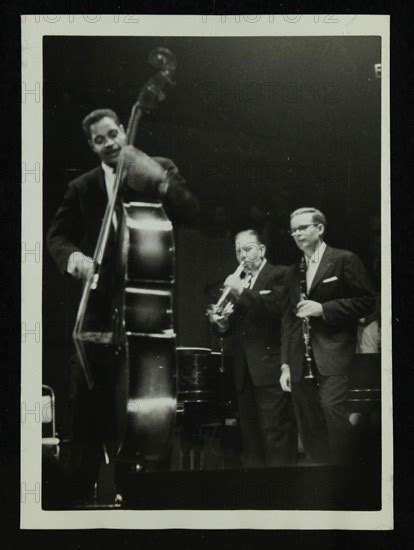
left=21, top=14, right=392, bottom=530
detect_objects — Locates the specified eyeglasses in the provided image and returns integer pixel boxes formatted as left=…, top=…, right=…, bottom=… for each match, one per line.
left=289, top=224, right=318, bottom=236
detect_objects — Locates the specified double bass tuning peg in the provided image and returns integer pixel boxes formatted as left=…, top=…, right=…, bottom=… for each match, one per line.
left=147, top=84, right=166, bottom=103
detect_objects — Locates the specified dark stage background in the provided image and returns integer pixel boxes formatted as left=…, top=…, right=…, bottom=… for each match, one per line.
left=43, top=36, right=381, bottom=437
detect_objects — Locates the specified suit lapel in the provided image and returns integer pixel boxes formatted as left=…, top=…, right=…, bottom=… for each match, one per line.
left=293, top=262, right=302, bottom=296
left=251, top=261, right=272, bottom=291
left=308, top=245, right=335, bottom=295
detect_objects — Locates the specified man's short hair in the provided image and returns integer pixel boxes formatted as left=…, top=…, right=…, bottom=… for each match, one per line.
left=290, top=207, right=327, bottom=229
left=234, top=228, right=266, bottom=246
left=81, top=109, right=121, bottom=140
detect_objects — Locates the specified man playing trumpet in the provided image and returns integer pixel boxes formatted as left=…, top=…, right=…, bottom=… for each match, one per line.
left=207, top=229, right=297, bottom=468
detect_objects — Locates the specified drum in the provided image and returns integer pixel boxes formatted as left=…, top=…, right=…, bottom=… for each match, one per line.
left=176, top=347, right=221, bottom=404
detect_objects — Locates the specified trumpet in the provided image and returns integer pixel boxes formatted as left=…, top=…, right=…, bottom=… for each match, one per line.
left=215, top=260, right=246, bottom=314
left=207, top=260, right=247, bottom=319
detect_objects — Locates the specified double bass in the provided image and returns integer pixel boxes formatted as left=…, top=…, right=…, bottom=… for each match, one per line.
left=73, top=48, right=178, bottom=470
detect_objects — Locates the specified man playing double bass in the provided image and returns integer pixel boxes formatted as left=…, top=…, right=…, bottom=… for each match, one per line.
left=47, top=109, right=198, bottom=505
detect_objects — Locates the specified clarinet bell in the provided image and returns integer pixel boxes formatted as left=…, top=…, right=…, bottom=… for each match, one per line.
left=303, top=357, right=315, bottom=379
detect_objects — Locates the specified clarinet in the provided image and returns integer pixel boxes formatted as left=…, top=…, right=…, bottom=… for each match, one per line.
left=299, top=257, right=315, bottom=379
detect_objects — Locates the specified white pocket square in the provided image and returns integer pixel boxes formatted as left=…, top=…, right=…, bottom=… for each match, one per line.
left=322, top=276, right=338, bottom=283
left=259, top=290, right=271, bottom=294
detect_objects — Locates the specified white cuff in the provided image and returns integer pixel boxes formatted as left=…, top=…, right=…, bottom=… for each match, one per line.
left=66, top=251, right=78, bottom=273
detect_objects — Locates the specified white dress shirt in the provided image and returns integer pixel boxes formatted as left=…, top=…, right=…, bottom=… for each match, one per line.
left=102, top=162, right=116, bottom=201
left=101, top=162, right=118, bottom=230
left=304, top=241, right=326, bottom=293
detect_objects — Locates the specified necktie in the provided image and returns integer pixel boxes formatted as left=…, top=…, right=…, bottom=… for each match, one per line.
left=107, top=168, right=118, bottom=230
left=107, top=169, right=115, bottom=201
left=244, top=272, right=253, bottom=289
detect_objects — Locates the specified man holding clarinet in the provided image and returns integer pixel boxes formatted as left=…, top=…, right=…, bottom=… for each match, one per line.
left=280, top=207, right=375, bottom=465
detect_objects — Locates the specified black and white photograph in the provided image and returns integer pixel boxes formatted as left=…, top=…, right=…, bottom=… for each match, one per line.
left=21, top=14, right=392, bottom=529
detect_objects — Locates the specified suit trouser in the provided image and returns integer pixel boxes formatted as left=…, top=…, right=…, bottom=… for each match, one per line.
left=67, top=353, right=104, bottom=502
left=237, top=365, right=297, bottom=468
left=68, top=352, right=173, bottom=503
left=291, top=370, right=352, bottom=464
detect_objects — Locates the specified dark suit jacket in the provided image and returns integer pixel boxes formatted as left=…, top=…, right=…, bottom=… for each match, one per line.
left=281, top=245, right=375, bottom=383
left=47, top=158, right=199, bottom=274
left=228, top=262, right=288, bottom=391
